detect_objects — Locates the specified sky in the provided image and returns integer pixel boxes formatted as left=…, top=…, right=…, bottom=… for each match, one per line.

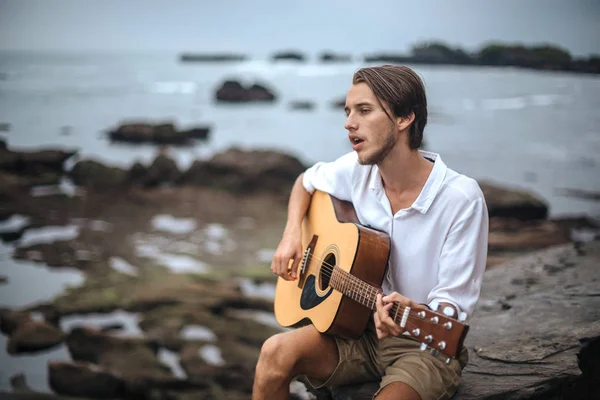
left=1, top=0, right=599, bottom=56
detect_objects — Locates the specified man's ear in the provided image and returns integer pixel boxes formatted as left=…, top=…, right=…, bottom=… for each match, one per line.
left=397, top=112, right=415, bottom=132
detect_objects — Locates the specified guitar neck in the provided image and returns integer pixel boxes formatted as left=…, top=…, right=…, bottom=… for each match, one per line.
left=330, top=265, right=383, bottom=312
left=329, top=264, right=468, bottom=360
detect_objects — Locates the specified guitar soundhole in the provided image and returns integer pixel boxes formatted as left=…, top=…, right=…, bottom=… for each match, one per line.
left=318, top=253, right=336, bottom=291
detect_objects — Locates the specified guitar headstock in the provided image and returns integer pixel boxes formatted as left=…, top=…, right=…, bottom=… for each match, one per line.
left=393, top=305, right=469, bottom=361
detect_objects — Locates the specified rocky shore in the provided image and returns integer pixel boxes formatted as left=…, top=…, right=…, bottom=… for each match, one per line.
left=1, top=140, right=598, bottom=399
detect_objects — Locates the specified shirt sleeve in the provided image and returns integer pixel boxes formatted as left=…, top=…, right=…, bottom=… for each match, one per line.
left=302, top=151, right=358, bottom=201
left=427, top=197, right=489, bottom=319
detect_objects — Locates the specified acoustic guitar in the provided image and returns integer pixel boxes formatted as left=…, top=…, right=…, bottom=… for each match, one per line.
left=274, top=190, right=469, bottom=360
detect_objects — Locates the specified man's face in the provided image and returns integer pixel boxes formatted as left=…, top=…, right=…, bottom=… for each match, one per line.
left=344, top=82, right=397, bottom=165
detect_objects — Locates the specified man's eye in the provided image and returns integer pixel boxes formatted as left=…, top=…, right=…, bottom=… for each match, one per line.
left=360, top=109, right=370, bottom=114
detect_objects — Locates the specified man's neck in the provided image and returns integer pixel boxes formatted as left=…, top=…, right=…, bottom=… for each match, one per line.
left=378, top=147, right=433, bottom=195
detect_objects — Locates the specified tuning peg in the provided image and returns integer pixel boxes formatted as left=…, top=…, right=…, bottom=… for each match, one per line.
left=443, top=306, right=456, bottom=317
left=424, top=335, right=433, bottom=344
left=443, top=321, right=453, bottom=330
left=411, top=328, right=420, bottom=336
left=445, top=358, right=452, bottom=365
left=430, top=349, right=440, bottom=357
left=438, top=341, right=446, bottom=350
left=458, top=312, right=468, bottom=321
left=417, top=311, right=426, bottom=319
left=420, top=342, right=428, bottom=351
left=430, top=316, right=439, bottom=324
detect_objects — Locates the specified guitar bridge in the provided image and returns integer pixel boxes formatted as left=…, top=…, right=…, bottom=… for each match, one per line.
left=298, top=234, right=318, bottom=289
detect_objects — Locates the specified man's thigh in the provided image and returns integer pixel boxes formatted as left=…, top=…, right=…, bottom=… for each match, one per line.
left=305, top=322, right=383, bottom=389
left=376, top=336, right=467, bottom=400
left=278, top=325, right=339, bottom=382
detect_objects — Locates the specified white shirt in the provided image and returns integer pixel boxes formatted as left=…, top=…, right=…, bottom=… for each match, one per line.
left=302, top=150, right=489, bottom=318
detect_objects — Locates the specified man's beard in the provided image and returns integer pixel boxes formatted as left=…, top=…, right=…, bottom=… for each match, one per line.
left=357, top=128, right=398, bottom=166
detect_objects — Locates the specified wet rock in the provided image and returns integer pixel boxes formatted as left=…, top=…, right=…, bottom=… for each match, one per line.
left=143, top=153, right=181, bottom=187
left=0, top=309, right=32, bottom=335
left=215, top=80, right=277, bottom=103
left=0, top=148, right=77, bottom=175
left=181, top=148, right=305, bottom=194
left=68, top=160, right=127, bottom=190
left=479, top=181, right=548, bottom=220
left=180, top=127, right=210, bottom=140
left=7, top=320, right=65, bottom=354
left=179, top=53, right=247, bottom=62
left=13, top=241, right=95, bottom=270
left=319, top=52, right=352, bottom=62
left=108, top=123, right=210, bottom=146
left=0, top=171, right=62, bottom=191
left=9, top=373, right=29, bottom=391
left=48, top=361, right=126, bottom=398
left=557, top=187, right=600, bottom=202
left=127, top=161, right=147, bottom=185
left=363, top=53, right=408, bottom=64
left=271, top=51, right=306, bottom=62
left=488, top=219, right=570, bottom=251
left=289, top=100, right=316, bottom=110
left=331, top=97, right=346, bottom=109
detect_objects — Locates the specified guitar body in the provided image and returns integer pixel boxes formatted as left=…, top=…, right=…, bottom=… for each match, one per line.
left=274, top=190, right=391, bottom=339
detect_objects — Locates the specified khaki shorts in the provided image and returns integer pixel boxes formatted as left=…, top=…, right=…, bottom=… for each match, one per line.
left=306, top=322, right=469, bottom=400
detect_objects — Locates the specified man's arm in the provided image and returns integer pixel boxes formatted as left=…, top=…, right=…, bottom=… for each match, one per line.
left=271, top=173, right=312, bottom=281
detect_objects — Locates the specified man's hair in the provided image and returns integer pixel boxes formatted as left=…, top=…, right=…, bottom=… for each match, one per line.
left=352, top=65, right=427, bottom=149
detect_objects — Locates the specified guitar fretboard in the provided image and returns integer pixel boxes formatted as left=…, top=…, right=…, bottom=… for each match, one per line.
left=330, top=265, right=384, bottom=311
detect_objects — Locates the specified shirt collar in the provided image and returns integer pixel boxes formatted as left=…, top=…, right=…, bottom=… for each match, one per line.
left=369, top=150, right=448, bottom=214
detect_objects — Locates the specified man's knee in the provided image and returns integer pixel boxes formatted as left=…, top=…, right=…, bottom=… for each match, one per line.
left=256, top=333, right=296, bottom=379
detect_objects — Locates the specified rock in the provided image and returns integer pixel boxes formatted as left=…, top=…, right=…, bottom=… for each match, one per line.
left=0, top=309, right=32, bottom=335
left=319, top=52, right=352, bottom=63
left=143, top=153, right=181, bottom=187
left=289, top=100, right=316, bottom=110
left=127, top=161, right=147, bottom=185
left=319, top=240, right=600, bottom=399
left=13, top=241, right=95, bottom=270
left=9, top=373, right=29, bottom=391
left=271, top=51, right=306, bottom=62
left=181, top=148, right=305, bottom=194
left=0, top=171, right=61, bottom=192
left=0, top=136, right=6, bottom=148
left=7, top=320, right=65, bottom=354
left=479, top=181, right=548, bottom=220
left=0, top=123, right=11, bottom=132
left=557, top=187, right=600, bottom=202
left=179, top=160, right=211, bottom=186
left=363, top=53, right=409, bottom=64
left=331, top=97, right=346, bottom=109
left=109, top=122, right=207, bottom=146
left=488, top=219, right=570, bottom=251
left=215, top=80, right=276, bottom=103
left=0, top=149, right=77, bottom=175
left=48, top=361, right=126, bottom=398
left=68, top=160, right=127, bottom=190
left=180, top=126, right=210, bottom=140
left=179, top=53, right=247, bottom=62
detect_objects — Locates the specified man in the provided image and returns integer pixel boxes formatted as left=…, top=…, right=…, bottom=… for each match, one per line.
left=253, top=65, right=489, bottom=400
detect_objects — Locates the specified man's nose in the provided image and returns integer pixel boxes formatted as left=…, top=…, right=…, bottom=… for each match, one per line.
left=345, top=114, right=357, bottom=130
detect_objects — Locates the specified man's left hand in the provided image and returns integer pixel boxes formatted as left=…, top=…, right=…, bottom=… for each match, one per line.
left=374, top=292, right=423, bottom=339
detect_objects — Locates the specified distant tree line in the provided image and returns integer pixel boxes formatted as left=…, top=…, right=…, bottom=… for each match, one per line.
left=365, top=41, right=600, bottom=74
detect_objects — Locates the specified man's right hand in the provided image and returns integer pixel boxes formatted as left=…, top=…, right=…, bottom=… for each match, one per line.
left=271, top=226, right=303, bottom=281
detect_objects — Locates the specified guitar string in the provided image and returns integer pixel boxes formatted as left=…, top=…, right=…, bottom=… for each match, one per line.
left=301, top=252, right=455, bottom=328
